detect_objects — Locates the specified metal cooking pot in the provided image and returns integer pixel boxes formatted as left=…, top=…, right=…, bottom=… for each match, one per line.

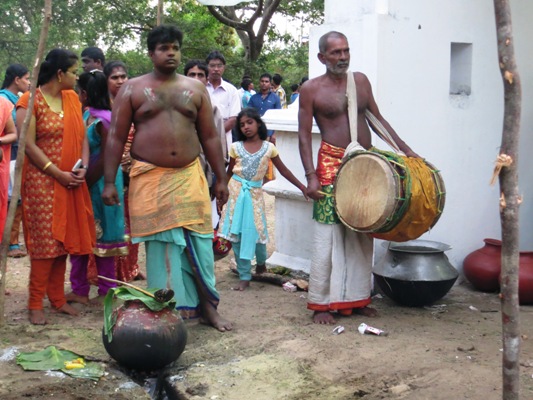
left=373, top=240, right=459, bottom=306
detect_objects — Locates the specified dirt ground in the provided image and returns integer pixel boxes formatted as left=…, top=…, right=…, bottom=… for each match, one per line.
left=1, top=194, right=533, bottom=400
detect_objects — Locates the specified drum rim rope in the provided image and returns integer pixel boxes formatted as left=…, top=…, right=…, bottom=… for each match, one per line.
left=333, top=149, right=413, bottom=233
left=333, top=149, right=446, bottom=240
left=369, top=149, right=413, bottom=233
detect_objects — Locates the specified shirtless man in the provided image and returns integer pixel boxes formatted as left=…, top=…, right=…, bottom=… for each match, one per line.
left=298, top=31, right=417, bottom=324
left=102, top=24, right=232, bottom=332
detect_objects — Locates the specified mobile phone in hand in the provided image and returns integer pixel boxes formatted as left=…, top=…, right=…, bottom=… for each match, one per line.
left=72, top=158, right=83, bottom=171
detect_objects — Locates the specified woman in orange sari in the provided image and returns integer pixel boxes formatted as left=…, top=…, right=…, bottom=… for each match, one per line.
left=16, top=49, right=96, bottom=325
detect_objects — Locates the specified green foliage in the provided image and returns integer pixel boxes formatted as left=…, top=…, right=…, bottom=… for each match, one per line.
left=0, top=0, right=322, bottom=87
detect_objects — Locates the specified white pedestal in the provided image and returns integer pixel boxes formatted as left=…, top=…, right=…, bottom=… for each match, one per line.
left=262, top=109, right=321, bottom=274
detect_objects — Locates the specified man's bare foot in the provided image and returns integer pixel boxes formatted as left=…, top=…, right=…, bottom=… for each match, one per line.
left=313, top=311, right=336, bottom=324
left=89, top=295, right=105, bottom=306
left=55, top=303, right=80, bottom=316
left=255, top=264, right=267, bottom=274
left=232, top=280, right=250, bottom=291
left=65, top=292, right=89, bottom=305
left=353, top=306, right=378, bottom=318
left=199, top=302, right=233, bottom=332
left=29, top=309, right=47, bottom=325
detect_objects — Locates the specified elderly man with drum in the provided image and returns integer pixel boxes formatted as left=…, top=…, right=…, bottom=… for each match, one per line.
left=298, top=31, right=419, bottom=325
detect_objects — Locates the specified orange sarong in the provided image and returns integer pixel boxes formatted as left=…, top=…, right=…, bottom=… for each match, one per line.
left=128, top=157, right=212, bottom=237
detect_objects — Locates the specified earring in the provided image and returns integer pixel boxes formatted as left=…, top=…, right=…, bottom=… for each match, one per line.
left=58, top=77, right=62, bottom=83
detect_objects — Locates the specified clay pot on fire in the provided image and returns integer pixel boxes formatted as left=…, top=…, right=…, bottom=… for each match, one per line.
left=102, top=300, right=187, bottom=371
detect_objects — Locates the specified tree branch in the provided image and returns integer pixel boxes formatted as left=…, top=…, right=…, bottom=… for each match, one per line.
left=0, top=0, right=53, bottom=327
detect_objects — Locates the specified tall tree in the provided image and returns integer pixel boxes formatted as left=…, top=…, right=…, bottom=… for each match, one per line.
left=492, top=0, right=522, bottom=399
left=204, top=0, right=323, bottom=69
left=0, top=0, right=155, bottom=74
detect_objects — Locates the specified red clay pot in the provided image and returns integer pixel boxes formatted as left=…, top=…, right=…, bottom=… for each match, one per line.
left=517, top=251, right=533, bottom=305
left=463, top=239, right=502, bottom=292
left=463, top=238, right=533, bottom=305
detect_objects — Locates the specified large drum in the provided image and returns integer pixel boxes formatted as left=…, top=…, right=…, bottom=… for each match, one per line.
left=333, top=149, right=445, bottom=242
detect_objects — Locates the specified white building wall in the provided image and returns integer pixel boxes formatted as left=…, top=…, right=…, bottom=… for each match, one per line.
left=308, top=0, right=533, bottom=268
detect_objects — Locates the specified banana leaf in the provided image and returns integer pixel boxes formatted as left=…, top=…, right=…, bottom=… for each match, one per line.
left=16, top=346, right=104, bottom=380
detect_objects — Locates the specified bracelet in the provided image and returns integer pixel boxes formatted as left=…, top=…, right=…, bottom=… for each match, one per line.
left=42, top=161, right=53, bottom=171
left=305, top=169, right=316, bottom=177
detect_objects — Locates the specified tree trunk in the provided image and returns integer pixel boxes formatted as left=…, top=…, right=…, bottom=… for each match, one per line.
left=157, top=0, right=164, bottom=26
left=493, top=1, right=522, bottom=399
left=0, top=0, right=53, bottom=327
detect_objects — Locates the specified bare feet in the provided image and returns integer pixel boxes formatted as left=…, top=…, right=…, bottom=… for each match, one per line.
left=65, top=292, right=89, bottom=305
left=133, top=272, right=146, bottom=281
left=255, top=264, right=267, bottom=274
left=313, top=311, right=336, bottom=324
left=89, top=295, right=105, bottom=306
left=353, top=306, right=378, bottom=318
left=199, top=302, right=233, bottom=332
left=232, top=280, right=250, bottom=291
left=55, top=303, right=80, bottom=316
left=7, top=248, right=26, bottom=258
left=29, top=309, right=47, bottom=325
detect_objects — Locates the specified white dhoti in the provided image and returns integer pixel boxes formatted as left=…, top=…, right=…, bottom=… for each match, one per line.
left=308, top=221, right=373, bottom=313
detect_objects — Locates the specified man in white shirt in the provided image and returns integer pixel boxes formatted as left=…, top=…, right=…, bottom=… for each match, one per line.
left=205, top=51, right=241, bottom=152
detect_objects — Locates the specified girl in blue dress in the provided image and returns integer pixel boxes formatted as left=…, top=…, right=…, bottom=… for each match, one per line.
left=66, top=70, right=127, bottom=304
left=218, top=108, right=307, bottom=290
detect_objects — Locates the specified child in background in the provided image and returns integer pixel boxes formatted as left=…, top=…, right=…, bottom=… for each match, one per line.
left=66, top=70, right=128, bottom=305
left=218, top=108, right=307, bottom=291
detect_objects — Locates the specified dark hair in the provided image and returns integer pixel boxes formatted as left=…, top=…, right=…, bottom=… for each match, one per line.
left=206, top=50, right=226, bottom=65
left=272, top=73, right=283, bottom=85
left=81, top=47, right=106, bottom=65
left=147, top=24, right=183, bottom=52
left=241, top=78, right=252, bottom=91
left=318, top=31, right=347, bottom=53
left=236, top=108, right=267, bottom=141
left=260, top=73, right=272, bottom=81
left=1, top=63, right=29, bottom=89
left=184, top=59, right=208, bottom=77
left=300, top=76, right=308, bottom=85
left=290, top=83, right=299, bottom=92
left=37, top=49, right=78, bottom=86
left=104, top=60, right=127, bottom=79
left=77, top=70, right=111, bottom=111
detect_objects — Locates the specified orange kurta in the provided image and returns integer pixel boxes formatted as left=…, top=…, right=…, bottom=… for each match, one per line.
left=17, top=90, right=96, bottom=259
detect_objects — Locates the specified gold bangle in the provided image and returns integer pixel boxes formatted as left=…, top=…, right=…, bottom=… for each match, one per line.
left=42, top=161, right=53, bottom=171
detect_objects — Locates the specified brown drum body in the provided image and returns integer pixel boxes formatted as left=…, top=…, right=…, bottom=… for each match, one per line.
left=333, top=150, right=445, bottom=242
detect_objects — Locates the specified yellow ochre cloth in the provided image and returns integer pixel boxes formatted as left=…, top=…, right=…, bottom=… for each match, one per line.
left=128, top=157, right=212, bottom=237
left=373, top=156, right=440, bottom=242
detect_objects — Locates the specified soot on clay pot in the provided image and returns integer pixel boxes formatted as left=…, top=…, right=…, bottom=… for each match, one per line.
left=102, top=300, right=187, bottom=371
left=373, top=240, right=458, bottom=307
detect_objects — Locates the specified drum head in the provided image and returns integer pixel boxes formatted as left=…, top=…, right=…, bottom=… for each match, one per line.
left=334, top=153, right=399, bottom=231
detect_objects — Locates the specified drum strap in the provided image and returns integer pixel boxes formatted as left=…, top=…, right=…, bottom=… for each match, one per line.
left=365, top=110, right=404, bottom=155
left=345, top=71, right=364, bottom=157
